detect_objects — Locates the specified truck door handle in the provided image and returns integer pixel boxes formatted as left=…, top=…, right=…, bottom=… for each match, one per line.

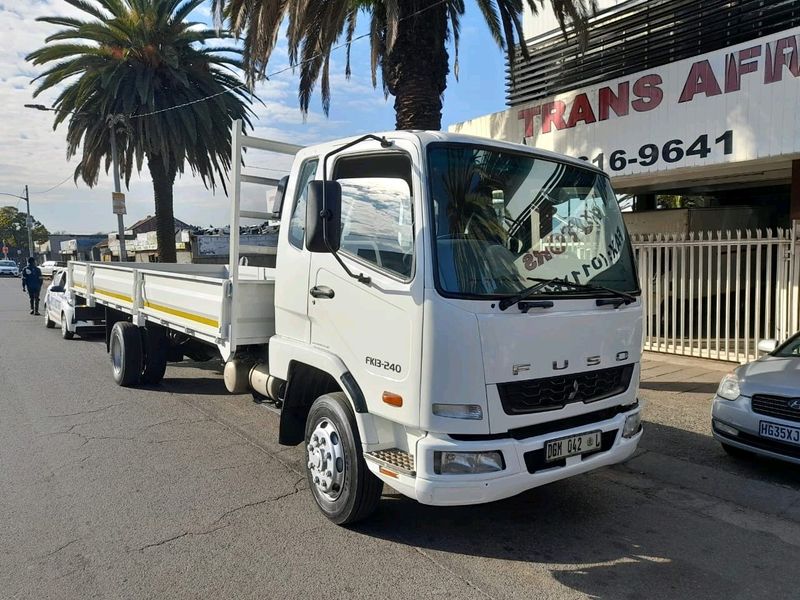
left=310, top=285, right=335, bottom=299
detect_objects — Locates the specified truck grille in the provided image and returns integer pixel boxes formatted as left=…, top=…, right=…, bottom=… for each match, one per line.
left=497, top=365, right=634, bottom=415
left=751, top=395, right=800, bottom=424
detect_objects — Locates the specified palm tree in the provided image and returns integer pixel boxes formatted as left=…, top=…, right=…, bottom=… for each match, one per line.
left=212, top=0, right=594, bottom=130
left=27, top=0, right=256, bottom=263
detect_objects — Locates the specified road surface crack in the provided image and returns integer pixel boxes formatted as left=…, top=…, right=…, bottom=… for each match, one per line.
left=137, top=524, right=231, bottom=552
left=44, top=404, right=122, bottom=419
left=410, top=546, right=497, bottom=599
left=211, top=477, right=307, bottom=526
left=41, top=538, right=79, bottom=560
left=136, top=478, right=306, bottom=553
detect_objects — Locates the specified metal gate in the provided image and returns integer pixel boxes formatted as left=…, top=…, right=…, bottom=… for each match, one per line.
left=632, top=225, right=800, bottom=363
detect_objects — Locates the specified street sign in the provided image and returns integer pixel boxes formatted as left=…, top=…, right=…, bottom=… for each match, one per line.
left=112, top=191, right=126, bottom=215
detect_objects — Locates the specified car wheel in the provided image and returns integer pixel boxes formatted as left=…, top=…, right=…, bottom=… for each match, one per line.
left=305, top=392, right=383, bottom=525
left=721, top=442, right=752, bottom=459
left=61, top=312, right=74, bottom=340
left=44, top=304, right=55, bottom=328
left=109, top=321, right=142, bottom=387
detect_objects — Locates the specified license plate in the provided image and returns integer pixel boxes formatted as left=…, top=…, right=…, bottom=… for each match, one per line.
left=759, top=421, right=800, bottom=446
left=545, top=430, right=603, bottom=462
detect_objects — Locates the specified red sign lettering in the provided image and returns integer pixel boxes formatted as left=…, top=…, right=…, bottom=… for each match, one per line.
left=679, top=60, right=722, bottom=103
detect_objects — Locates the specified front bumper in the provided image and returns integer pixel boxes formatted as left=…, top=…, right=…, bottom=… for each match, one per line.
left=712, top=394, right=800, bottom=465
left=370, top=405, right=642, bottom=506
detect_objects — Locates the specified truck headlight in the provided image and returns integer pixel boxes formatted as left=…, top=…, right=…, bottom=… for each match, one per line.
left=432, top=403, right=483, bottom=420
left=623, top=411, right=642, bottom=438
left=716, top=374, right=741, bottom=401
left=433, top=451, right=504, bottom=474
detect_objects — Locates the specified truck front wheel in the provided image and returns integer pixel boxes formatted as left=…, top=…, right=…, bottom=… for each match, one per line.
left=305, top=392, right=382, bottom=525
left=110, top=322, right=142, bottom=387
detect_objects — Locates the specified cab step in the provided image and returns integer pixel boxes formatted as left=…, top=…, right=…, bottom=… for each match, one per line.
left=365, top=448, right=416, bottom=477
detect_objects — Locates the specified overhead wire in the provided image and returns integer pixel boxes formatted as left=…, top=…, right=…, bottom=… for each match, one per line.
left=30, top=0, right=453, bottom=121
left=31, top=173, right=74, bottom=195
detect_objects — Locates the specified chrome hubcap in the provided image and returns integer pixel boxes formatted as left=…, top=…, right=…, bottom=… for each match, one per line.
left=307, top=418, right=345, bottom=501
left=61, top=316, right=67, bottom=335
left=110, top=334, right=122, bottom=375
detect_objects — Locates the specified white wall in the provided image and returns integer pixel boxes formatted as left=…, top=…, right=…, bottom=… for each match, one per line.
left=522, top=0, right=636, bottom=42
left=451, top=27, right=800, bottom=191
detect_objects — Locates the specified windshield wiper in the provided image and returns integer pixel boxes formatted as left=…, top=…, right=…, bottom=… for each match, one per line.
left=497, top=278, right=557, bottom=311
left=526, top=277, right=636, bottom=304
left=498, top=277, right=635, bottom=311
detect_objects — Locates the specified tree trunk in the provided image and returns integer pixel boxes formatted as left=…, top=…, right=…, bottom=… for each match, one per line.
left=384, top=0, right=449, bottom=130
left=147, top=155, right=178, bottom=263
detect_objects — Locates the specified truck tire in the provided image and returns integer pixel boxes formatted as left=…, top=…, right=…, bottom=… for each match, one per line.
left=110, top=322, right=142, bottom=387
left=61, top=312, right=75, bottom=340
left=44, top=304, right=55, bottom=328
left=305, top=392, right=382, bottom=525
left=141, top=326, right=168, bottom=385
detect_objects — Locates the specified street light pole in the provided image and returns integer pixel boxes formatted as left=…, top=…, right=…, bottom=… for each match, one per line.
left=24, top=103, right=129, bottom=262
left=109, top=119, right=127, bottom=262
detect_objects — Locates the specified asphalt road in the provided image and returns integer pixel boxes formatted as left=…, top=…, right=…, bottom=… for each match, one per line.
left=2, top=277, right=800, bottom=600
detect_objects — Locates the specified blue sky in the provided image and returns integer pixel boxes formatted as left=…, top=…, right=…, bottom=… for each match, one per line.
left=0, top=0, right=508, bottom=234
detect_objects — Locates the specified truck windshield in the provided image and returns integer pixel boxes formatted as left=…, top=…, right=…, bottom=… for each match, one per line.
left=428, top=144, right=639, bottom=299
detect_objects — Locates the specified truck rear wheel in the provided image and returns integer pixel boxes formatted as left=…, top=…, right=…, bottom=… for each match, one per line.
left=140, top=326, right=168, bottom=385
left=305, top=392, right=382, bottom=525
left=110, top=322, right=142, bottom=387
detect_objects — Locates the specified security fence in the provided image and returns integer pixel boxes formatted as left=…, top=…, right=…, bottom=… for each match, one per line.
left=632, top=225, right=800, bottom=363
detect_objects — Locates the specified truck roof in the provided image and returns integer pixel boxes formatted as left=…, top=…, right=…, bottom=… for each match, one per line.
left=298, top=130, right=605, bottom=176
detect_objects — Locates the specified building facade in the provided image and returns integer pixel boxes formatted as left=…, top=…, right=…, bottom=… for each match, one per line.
left=452, top=0, right=800, bottom=226
left=451, top=0, right=800, bottom=361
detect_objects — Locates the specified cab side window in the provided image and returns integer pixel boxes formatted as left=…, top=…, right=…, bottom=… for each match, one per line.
left=334, top=154, right=414, bottom=280
left=288, top=159, right=319, bottom=249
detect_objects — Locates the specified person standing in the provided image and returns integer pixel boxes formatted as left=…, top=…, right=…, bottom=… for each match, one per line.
left=21, top=257, right=43, bottom=315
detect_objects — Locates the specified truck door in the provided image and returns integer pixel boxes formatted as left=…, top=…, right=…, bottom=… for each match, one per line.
left=309, top=146, right=424, bottom=427
left=274, top=158, right=318, bottom=342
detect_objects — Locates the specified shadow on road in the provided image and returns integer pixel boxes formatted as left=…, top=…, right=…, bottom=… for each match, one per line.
left=144, top=377, right=231, bottom=396
left=356, top=484, right=738, bottom=599
left=351, top=421, right=800, bottom=599
left=640, top=380, right=720, bottom=394
left=640, top=420, right=800, bottom=489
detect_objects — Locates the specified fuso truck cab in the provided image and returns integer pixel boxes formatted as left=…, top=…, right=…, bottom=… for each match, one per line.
left=68, top=124, right=644, bottom=524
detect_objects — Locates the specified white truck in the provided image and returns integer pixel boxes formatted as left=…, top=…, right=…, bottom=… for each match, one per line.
left=66, top=122, right=644, bottom=524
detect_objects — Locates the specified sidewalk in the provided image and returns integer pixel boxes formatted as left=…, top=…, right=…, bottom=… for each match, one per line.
left=640, top=351, right=731, bottom=396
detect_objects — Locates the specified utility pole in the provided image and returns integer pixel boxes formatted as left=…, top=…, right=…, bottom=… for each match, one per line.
left=0, top=187, right=34, bottom=260
left=109, top=116, right=127, bottom=261
left=24, top=185, right=33, bottom=260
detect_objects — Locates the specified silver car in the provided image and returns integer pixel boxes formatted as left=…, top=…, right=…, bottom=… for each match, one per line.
left=0, top=259, right=20, bottom=277
left=712, top=336, right=800, bottom=464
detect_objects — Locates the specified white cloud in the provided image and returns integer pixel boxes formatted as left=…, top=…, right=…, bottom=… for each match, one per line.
left=0, top=0, right=396, bottom=233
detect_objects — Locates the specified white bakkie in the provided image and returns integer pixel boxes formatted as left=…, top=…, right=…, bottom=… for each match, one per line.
left=67, top=123, right=644, bottom=524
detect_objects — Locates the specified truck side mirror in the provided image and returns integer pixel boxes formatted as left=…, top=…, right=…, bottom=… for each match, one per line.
left=271, top=175, right=290, bottom=216
left=305, top=180, right=341, bottom=253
